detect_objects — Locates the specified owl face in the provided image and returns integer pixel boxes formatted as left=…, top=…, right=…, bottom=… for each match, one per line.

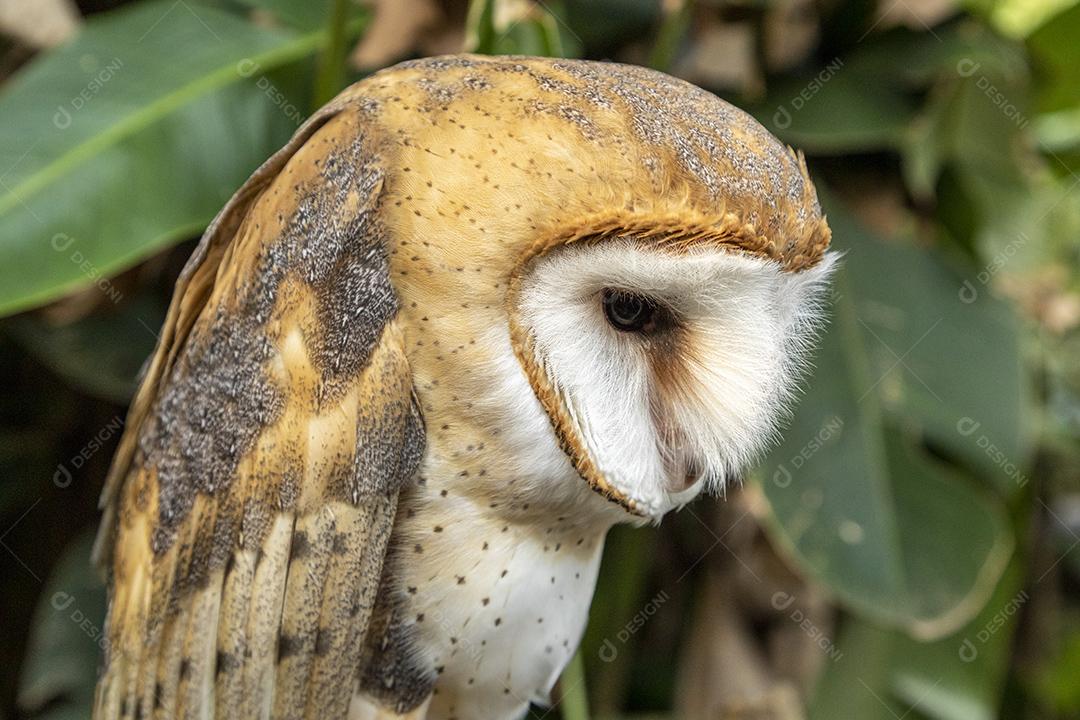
left=510, top=240, right=834, bottom=519
left=367, top=55, right=834, bottom=521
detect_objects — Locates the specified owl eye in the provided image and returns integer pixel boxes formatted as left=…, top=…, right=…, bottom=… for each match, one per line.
left=602, top=289, right=657, bottom=333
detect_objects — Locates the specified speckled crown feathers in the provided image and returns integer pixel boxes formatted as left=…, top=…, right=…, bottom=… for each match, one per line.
left=329, top=54, right=831, bottom=272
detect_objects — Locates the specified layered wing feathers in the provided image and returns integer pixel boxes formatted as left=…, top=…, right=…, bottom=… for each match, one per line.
left=94, top=101, right=423, bottom=720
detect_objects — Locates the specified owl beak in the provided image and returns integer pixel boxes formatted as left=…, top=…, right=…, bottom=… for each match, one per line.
left=654, top=452, right=707, bottom=511
left=666, top=460, right=701, bottom=493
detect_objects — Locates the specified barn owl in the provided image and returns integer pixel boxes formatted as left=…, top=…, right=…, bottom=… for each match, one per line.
left=93, top=54, right=833, bottom=720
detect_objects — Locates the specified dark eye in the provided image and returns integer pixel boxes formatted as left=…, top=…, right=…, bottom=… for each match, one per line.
left=602, top=288, right=657, bottom=333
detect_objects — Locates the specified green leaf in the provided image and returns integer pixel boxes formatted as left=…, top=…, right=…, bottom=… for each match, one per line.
left=898, top=28, right=1032, bottom=203
left=754, top=67, right=917, bottom=154
left=1029, top=620, right=1080, bottom=714
left=466, top=0, right=498, bottom=55
left=757, top=200, right=1021, bottom=637
left=0, top=0, right=347, bottom=317
left=834, top=208, right=1032, bottom=493
left=809, top=620, right=901, bottom=720
left=811, top=560, right=1026, bottom=720
left=465, top=0, right=566, bottom=57
left=962, top=0, right=1080, bottom=39
left=1028, top=2, right=1080, bottom=112
left=18, top=531, right=105, bottom=720
left=911, top=76, right=1032, bottom=211
left=231, top=0, right=336, bottom=30
left=844, top=23, right=1025, bottom=91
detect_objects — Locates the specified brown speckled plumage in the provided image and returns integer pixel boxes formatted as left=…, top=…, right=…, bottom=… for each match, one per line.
left=94, top=54, right=830, bottom=720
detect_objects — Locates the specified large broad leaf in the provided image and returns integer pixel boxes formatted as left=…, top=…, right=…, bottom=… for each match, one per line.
left=0, top=0, right=352, bottom=316
left=834, top=207, right=1032, bottom=491
left=810, top=559, right=1025, bottom=720
left=757, top=200, right=1024, bottom=637
left=18, top=531, right=105, bottom=720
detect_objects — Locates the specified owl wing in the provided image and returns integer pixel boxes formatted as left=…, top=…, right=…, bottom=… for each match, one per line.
left=93, top=93, right=425, bottom=720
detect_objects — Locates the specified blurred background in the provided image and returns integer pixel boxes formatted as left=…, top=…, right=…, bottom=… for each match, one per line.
left=0, top=0, right=1077, bottom=718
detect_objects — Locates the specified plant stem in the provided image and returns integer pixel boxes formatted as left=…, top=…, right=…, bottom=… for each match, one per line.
left=312, top=0, right=351, bottom=109
left=648, top=0, right=692, bottom=72
left=559, top=649, right=590, bottom=720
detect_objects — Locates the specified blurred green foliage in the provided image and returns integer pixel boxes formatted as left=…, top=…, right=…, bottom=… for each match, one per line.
left=1, top=0, right=1078, bottom=719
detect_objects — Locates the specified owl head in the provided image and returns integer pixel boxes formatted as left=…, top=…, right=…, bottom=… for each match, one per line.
left=301, top=55, right=834, bottom=521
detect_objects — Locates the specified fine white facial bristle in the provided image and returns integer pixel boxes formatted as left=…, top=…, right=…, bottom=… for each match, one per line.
left=516, top=240, right=836, bottom=517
